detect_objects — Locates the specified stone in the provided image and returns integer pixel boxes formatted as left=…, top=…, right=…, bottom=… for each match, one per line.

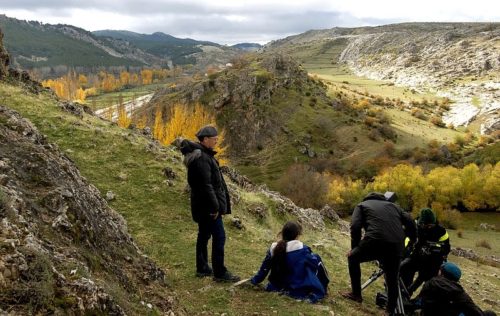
left=231, top=217, right=244, bottom=230
left=320, top=205, right=340, bottom=222
left=163, top=167, right=177, bottom=180
left=106, top=191, right=116, bottom=201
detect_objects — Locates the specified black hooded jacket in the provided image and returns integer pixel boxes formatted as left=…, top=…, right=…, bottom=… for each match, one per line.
left=350, top=192, right=416, bottom=250
left=180, top=139, right=231, bottom=222
left=418, top=275, right=484, bottom=316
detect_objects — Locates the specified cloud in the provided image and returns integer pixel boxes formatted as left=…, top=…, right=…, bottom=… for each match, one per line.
left=1, top=0, right=499, bottom=44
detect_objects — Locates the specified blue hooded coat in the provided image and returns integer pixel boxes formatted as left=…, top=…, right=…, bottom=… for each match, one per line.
left=251, top=240, right=329, bottom=303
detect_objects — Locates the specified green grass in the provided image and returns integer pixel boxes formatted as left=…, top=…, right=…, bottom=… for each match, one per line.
left=1, top=81, right=498, bottom=315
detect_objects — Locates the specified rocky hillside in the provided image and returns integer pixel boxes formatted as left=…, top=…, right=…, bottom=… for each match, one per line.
left=143, top=53, right=343, bottom=182
left=0, top=40, right=179, bottom=315
left=146, top=53, right=324, bottom=153
left=0, top=35, right=498, bottom=315
left=267, top=23, right=500, bottom=132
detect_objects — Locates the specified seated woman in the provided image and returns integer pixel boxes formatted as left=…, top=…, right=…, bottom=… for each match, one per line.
left=250, top=221, right=329, bottom=303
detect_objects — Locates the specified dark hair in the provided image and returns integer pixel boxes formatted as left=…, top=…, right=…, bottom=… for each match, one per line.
left=270, top=221, right=302, bottom=285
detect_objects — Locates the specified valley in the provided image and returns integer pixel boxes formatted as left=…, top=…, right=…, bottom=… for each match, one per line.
left=0, top=18, right=498, bottom=316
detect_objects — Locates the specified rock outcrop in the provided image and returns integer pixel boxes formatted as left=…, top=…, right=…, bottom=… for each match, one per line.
left=148, top=53, right=329, bottom=156
left=0, top=105, right=178, bottom=315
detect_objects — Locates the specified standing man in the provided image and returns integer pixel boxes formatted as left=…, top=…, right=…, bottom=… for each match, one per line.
left=341, top=192, right=416, bottom=315
left=181, top=125, right=240, bottom=282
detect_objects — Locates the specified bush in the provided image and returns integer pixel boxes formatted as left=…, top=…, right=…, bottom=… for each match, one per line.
left=476, top=239, right=492, bottom=249
left=430, top=116, right=446, bottom=127
left=277, top=164, right=329, bottom=209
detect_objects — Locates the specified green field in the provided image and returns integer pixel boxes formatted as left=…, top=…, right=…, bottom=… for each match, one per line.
left=2, top=82, right=498, bottom=315
left=86, top=83, right=166, bottom=111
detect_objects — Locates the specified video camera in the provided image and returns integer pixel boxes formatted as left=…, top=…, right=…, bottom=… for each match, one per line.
left=384, top=191, right=397, bottom=203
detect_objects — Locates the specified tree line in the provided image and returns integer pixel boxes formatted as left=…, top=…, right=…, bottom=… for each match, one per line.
left=41, top=67, right=183, bottom=102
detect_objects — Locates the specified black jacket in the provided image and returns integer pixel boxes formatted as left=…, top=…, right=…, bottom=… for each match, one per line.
left=350, top=192, right=416, bottom=250
left=181, top=140, right=231, bottom=222
left=413, top=223, right=451, bottom=259
left=418, top=275, right=484, bottom=316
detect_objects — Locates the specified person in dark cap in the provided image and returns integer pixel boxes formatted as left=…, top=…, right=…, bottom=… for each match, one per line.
left=400, top=208, right=450, bottom=296
left=414, top=262, right=495, bottom=316
left=180, top=125, right=240, bottom=282
left=340, top=192, right=416, bottom=315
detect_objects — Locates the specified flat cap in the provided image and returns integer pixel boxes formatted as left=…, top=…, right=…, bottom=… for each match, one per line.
left=195, top=125, right=218, bottom=138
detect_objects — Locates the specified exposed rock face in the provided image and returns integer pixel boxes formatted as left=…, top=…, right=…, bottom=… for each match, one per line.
left=269, top=23, right=500, bottom=131
left=0, top=106, right=177, bottom=314
left=336, top=24, right=500, bottom=130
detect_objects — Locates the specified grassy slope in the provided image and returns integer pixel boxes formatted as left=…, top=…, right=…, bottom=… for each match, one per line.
left=1, top=82, right=498, bottom=315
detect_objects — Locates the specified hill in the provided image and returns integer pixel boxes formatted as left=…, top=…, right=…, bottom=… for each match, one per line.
left=0, top=14, right=148, bottom=71
left=0, top=15, right=241, bottom=76
left=94, top=30, right=241, bottom=70
left=138, top=52, right=483, bottom=190
left=265, top=22, right=500, bottom=132
left=0, top=48, right=498, bottom=315
left=231, top=43, right=263, bottom=52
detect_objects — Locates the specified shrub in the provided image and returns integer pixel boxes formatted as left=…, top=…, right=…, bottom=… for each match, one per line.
left=476, top=239, right=492, bottom=249
left=430, top=116, right=446, bottom=127
left=411, top=109, right=428, bottom=120
left=377, top=123, right=397, bottom=141
left=277, top=164, right=329, bottom=209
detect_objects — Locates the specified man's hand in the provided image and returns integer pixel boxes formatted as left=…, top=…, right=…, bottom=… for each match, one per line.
left=347, top=250, right=352, bottom=257
left=210, top=212, right=219, bottom=219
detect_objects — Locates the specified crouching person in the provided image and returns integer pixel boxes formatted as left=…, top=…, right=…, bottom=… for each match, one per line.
left=413, top=262, right=496, bottom=316
left=250, top=221, right=329, bottom=303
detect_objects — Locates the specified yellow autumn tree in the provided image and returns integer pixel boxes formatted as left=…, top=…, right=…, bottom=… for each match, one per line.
left=373, top=164, right=429, bottom=213
left=75, top=87, right=86, bottom=102
left=120, top=71, right=130, bottom=86
left=153, top=107, right=164, bottom=141
left=459, top=163, right=484, bottom=210
left=327, top=176, right=367, bottom=215
left=78, top=74, right=88, bottom=87
left=482, top=162, right=500, bottom=209
left=117, top=104, right=131, bottom=128
left=426, top=166, right=462, bottom=210
left=154, top=103, right=228, bottom=164
left=141, top=69, right=153, bottom=85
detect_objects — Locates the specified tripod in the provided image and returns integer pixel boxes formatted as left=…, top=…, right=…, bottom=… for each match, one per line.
left=361, top=264, right=410, bottom=316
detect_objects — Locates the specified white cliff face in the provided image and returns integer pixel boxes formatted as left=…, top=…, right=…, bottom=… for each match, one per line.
left=337, top=25, right=500, bottom=132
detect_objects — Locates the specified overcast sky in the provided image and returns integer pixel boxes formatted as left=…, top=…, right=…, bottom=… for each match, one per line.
left=1, top=0, right=499, bottom=45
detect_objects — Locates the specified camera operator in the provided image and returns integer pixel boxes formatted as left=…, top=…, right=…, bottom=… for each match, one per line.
left=341, top=192, right=416, bottom=315
left=400, top=208, right=450, bottom=296
left=413, top=262, right=496, bottom=316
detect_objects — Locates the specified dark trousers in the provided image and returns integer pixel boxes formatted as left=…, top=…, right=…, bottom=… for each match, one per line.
left=400, top=255, right=443, bottom=295
left=196, top=216, right=226, bottom=277
left=348, top=239, right=402, bottom=313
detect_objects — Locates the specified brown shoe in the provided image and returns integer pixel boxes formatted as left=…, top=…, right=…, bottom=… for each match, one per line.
left=340, top=291, right=363, bottom=303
